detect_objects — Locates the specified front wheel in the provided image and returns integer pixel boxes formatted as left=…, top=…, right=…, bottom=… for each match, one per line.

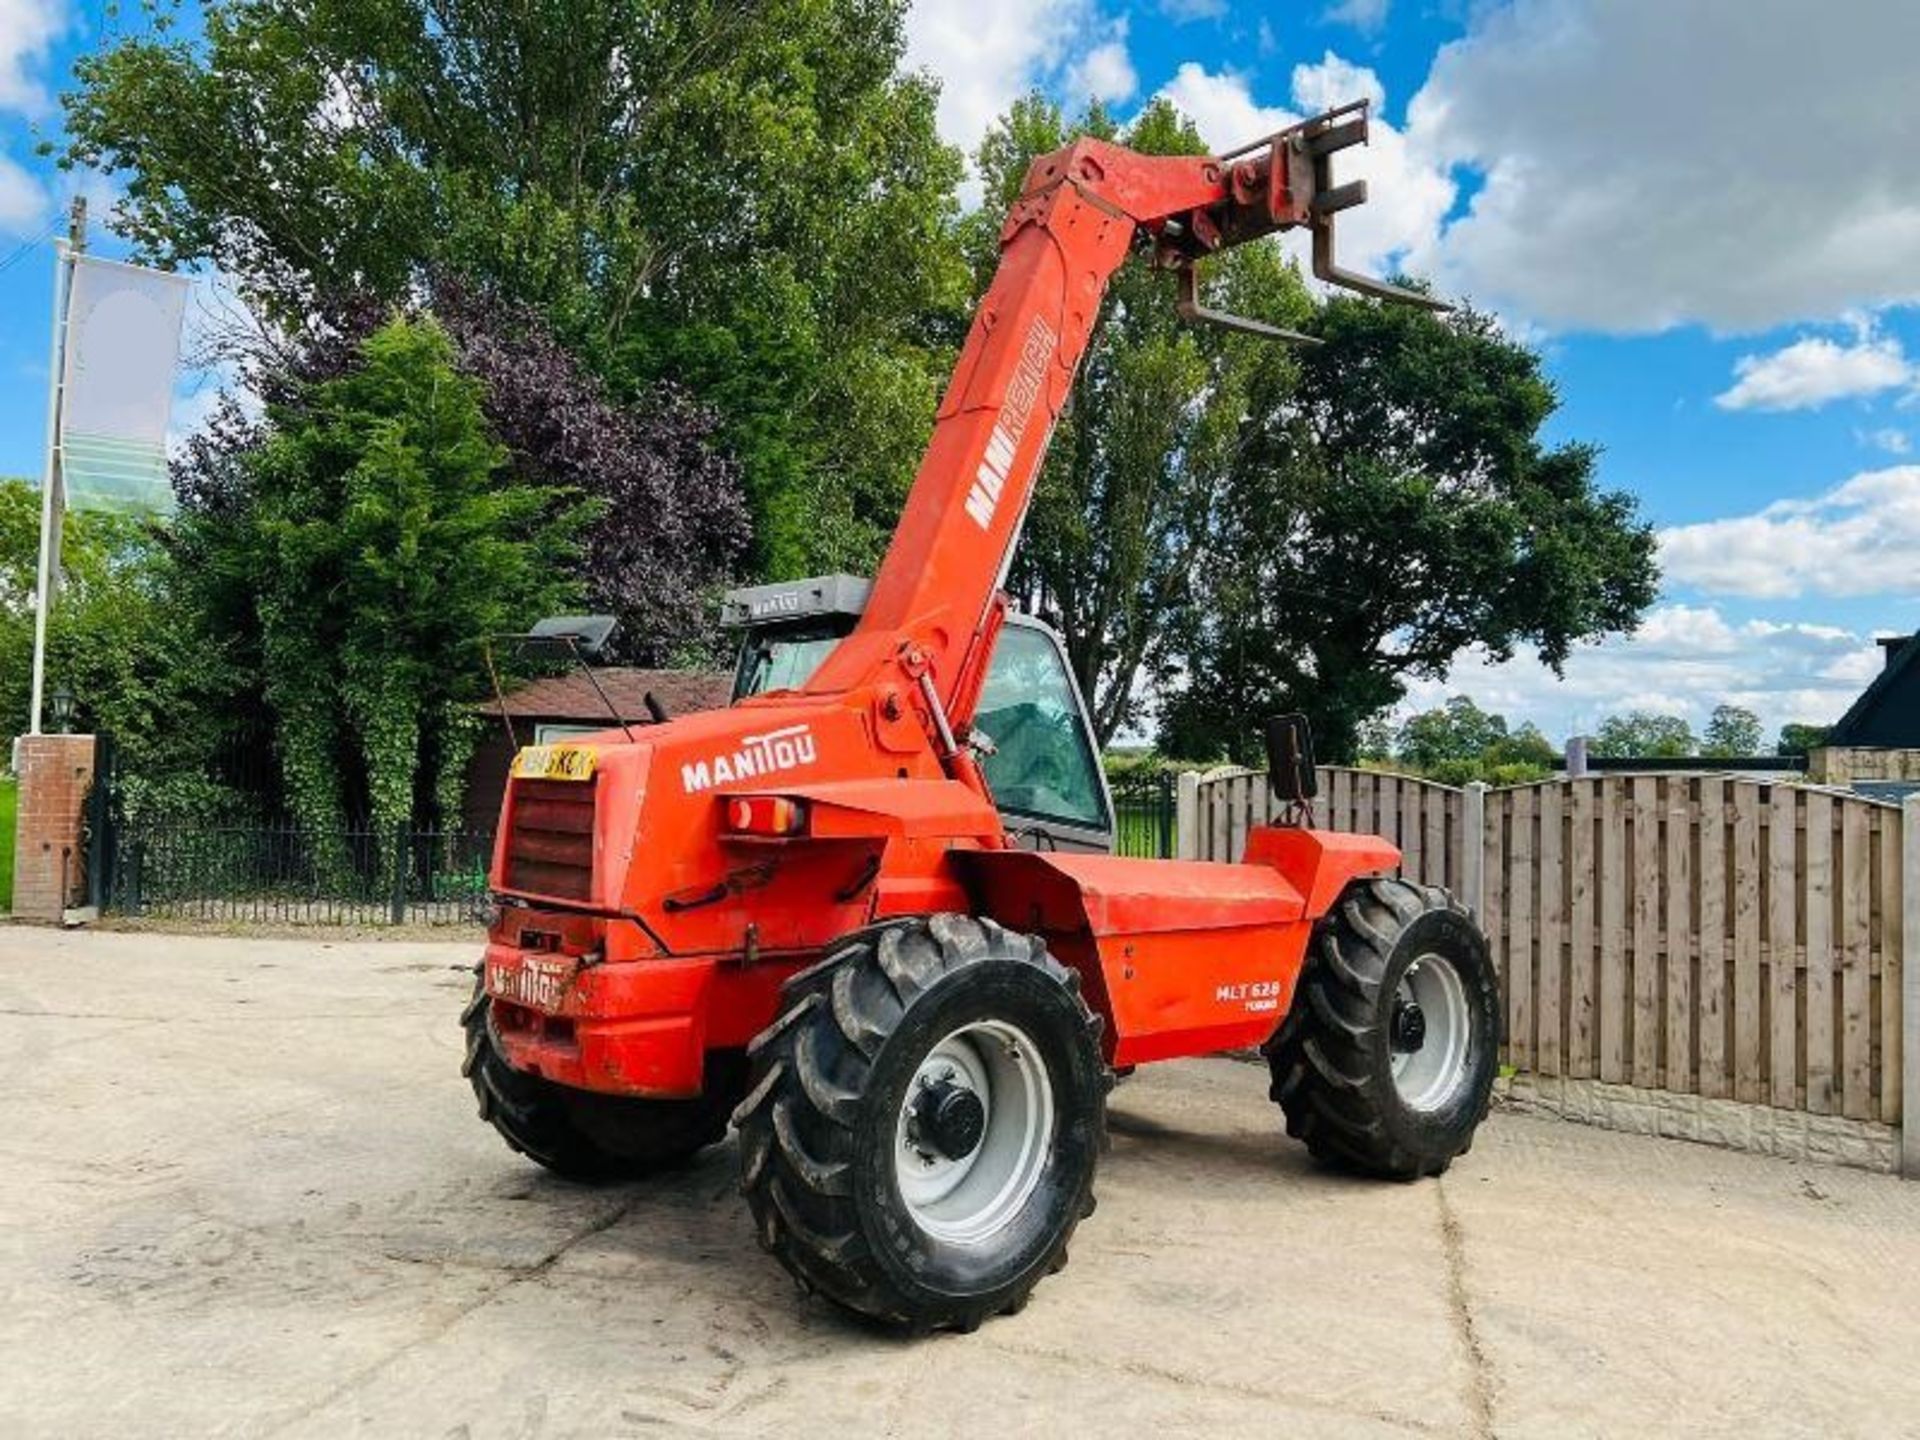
left=1266, top=878, right=1499, bottom=1179
left=734, top=915, right=1107, bottom=1332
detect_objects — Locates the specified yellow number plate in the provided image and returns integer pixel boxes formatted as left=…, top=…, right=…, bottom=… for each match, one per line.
left=511, top=744, right=599, bottom=781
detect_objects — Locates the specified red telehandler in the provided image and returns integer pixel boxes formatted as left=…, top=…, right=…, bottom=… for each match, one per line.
left=464, top=101, right=1500, bottom=1332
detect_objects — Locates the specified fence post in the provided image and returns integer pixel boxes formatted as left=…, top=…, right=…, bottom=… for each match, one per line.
left=1462, top=782, right=1488, bottom=920
left=1903, top=793, right=1919, bottom=1178
left=1157, top=772, right=1175, bottom=859
left=1565, top=735, right=1589, bottom=779
left=1176, top=771, right=1200, bottom=860
left=390, top=819, right=408, bottom=926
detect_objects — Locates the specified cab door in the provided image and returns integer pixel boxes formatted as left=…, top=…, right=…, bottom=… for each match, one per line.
left=971, top=620, right=1115, bottom=854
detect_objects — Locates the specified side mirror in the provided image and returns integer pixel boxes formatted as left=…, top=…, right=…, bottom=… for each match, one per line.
left=526, top=614, right=618, bottom=658
left=1264, top=712, right=1318, bottom=805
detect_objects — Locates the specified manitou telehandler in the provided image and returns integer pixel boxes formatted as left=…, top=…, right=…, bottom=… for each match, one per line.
left=463, top=101, right=1500, bottom=1332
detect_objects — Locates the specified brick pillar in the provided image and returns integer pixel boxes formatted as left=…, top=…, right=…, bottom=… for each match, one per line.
left=12, top=734, right=97, bottom=923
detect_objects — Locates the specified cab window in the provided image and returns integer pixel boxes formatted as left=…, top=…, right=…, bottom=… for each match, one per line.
left=734, top=627, right=847, bottom=699
left=974, top=627, right=1107, bottom=830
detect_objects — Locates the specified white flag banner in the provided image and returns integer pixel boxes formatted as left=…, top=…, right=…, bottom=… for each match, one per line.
left=59, top=254, right=191, bottom=515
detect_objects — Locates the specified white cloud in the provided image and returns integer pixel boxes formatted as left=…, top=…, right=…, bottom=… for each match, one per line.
left=1158, top=57, right=1454, bottom=279
left=0, top=149, right=44, bottom=234
left=1715, top=329, right=1912, bottom=412
left=1160, top=0, right=1227, bottom=20
left=1658, top=465, right=1920, bottom=599
left=1288, top=51, right=1384, bottom=115
left=1324, top=0, right=1390, bottom=32
left=1408, top=1, right=1920, bottom=333
left=904, top=0, right=1093, bottom=159
left=0, top=0, right=66, bottom=237
left=1399, top=605, right=1880, bottom=741
left=1158, top=63, right=1291, bottom=150
left=1069, top=37, right=1137, bottom=106
left=0, top=0, right=66, bottom=113
left=1861, top=427, right=1911, bottom=456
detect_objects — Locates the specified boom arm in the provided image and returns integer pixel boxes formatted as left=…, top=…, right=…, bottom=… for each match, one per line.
left=802, top=101, right=1431, bottom=730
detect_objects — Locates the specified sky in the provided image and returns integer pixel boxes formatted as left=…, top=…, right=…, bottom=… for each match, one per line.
left=3, top=0, right=1919, bottom=746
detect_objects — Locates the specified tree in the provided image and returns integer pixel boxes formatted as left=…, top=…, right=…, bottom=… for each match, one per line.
left=1701, top=703, right=1763, bottom=758
left=1396, top=696, right=1510, bottom=772
left=63, top=0, right=969, bottom=577
left=1777, top=722, right=1832, bottom=757
left=179, top=316, right=594, bottom=859
left=0, top=479, right=245, bottom=816
left=976, top=95, right=1312, bottom=743
left=1161, top=294, right=1658, bottom=764
left=1591, top=711, right=1696, bottom=759
left=1392, top=694, right=1557, bottom=784
left=431, top=282, right=749, bottom=665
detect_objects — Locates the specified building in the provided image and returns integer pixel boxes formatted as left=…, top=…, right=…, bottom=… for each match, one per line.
left=1807, top=634, right=1920, bottom=794
left=464, top=667, right=731, bottom=829
left=1826, top=635, right=1920, bottom=749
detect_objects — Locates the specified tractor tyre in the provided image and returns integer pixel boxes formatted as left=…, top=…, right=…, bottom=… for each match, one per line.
left=735, top=915, right=1107, bottom=1332
left=461, top=976, right=739, bottom=1182
left=1266, top=878, right=1498, bottom=1180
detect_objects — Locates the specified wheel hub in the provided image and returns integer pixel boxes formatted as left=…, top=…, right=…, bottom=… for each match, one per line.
left=910, top=1079, right=987, bottom=1160
left=1389, top=954, right=1472, bottom=1112
left=1391, top=998, right=1427, bottom=1054
left=894, top=1019, right=1055, bottom=1245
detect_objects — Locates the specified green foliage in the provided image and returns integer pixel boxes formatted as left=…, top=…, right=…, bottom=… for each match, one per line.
left=1590, top=710, right=1696, bottom=759
left=1396, top=696, right=1507, bottom=772
left=1161, top=294, right=1658, bottom=765
left=1390, top=695, right=1557, bottom=786
left=0, top=478, right=245, bottom=818
left=179, top=317, right=594, bottom=857
left=64, top=0, right=969, bottom=579
left=1776, top=722, right=1832, bottom=757
left=1700, top=703, right=1763, bottom=758
left=978, top=94, right=1312, bottom=744
left=0, top=777, right=12, bottom=909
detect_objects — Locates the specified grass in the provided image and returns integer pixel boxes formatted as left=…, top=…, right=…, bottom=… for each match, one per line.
left=0, top=776, right=15, bottom=911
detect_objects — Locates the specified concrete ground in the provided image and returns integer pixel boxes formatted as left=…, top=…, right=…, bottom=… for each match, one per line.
left=4, top=931, right=1920, bottom=1440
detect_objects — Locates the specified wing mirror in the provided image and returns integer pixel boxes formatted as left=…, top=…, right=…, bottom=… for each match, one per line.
left=526, top=614, right=618, bottom=658
left=1264, top=712, right=1318, bottom=808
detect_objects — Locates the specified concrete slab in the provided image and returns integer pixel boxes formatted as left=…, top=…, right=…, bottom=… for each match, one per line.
left=2, top=927, right=1918, bottom=1438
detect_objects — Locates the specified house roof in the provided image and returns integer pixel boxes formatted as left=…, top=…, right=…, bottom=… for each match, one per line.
left=485, top=667, right=732, bottom=723
left=1828, top=634, right=1920, bottom=747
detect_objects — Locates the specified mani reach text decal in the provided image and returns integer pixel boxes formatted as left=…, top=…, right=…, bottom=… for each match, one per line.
left=681, top=724, right=819, bottom=793
left=965, top=312, right=1056, bottom=531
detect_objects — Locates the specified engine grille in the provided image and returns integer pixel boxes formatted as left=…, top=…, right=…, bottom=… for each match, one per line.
left=504, top=778, right=597, bottom=900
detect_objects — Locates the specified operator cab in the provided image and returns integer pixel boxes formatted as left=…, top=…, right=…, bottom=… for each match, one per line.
left=724, top=576, right=1115, bottom=853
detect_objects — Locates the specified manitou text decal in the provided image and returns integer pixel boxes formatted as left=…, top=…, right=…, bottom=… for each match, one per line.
left=965, top=313, right=1057, bottom=530
left=680, top=724, right=819, bottom=793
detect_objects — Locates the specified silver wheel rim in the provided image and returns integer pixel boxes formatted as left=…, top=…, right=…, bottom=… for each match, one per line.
left=1391, top=951, right=1472, bottom=1112
left=895, top=1019, right=1053, bottom=1245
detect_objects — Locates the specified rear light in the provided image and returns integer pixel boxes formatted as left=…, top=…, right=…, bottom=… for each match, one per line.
left=725, top=795, right=808, bottom=836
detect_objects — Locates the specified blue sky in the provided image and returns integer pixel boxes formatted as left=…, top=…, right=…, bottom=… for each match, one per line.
left=4, top=0, right=1919, bottom=744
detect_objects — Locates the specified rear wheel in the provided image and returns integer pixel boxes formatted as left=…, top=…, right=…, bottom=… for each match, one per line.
left=1266, top=878, right=1498, bottom=1179
left=461, top=976, right=740, bottom=1182
left=735, top=915, right=1107, bottom=1332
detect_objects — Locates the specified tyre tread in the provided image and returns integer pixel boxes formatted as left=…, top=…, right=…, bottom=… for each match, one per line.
left=1267, top=878, right=1496, bottom=1181
left=738, top=913, right=1104, bottom=1332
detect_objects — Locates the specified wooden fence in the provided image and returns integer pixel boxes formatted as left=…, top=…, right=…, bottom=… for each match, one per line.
left=1179, top=767, right=1916, bottom=1144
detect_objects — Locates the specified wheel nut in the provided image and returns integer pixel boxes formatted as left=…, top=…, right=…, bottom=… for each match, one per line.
left=911, top=1079, right=986, bottom=1161
left=1391, top=999, right=1427, bottom=1054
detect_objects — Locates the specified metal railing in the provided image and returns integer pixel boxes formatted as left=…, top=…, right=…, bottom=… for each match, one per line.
left=1110, top=768, right=1176, bottom=858
left=107, top=819, right=496, bottom=926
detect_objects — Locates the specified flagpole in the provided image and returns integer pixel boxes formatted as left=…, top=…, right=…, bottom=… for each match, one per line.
left=28, top=197, right=86, bottom=737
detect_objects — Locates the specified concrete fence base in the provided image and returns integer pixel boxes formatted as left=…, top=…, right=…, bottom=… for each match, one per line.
left=1495, top=1073, right=1898, bottom=1175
